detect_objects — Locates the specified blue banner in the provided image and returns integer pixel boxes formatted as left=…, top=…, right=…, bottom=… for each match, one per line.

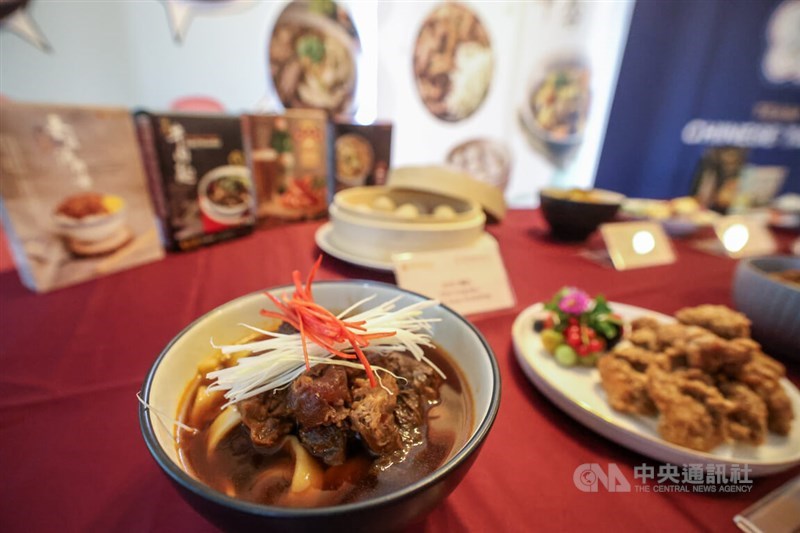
left=595, top=0, right=800, bottom=200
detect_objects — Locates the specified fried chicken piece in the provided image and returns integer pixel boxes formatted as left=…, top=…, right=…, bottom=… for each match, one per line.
left=717, top=380, right=768, bottom=445
left=670, top=367, right=715, bottom=386
left=675, top=304, right=751, bottom=339
left=598, top=356, right=657, bottom=416
left=654, top=324, right=709, bottom=351
left=628, top=322, right=703, bottom=354
left=631, top=316, right=660, bottom=332
left=628, top=327, right=659, bottom=352
left=597, top=345, right=666, bottom=416
left=646, top=367, right=732, bottom=452
left=662, top=347, right=689, bottom=371
left=611, top=343, right=669, bottom=372
left=735, top=352, right=793, bottom=435
left=684, top=334, right=753, bottom=376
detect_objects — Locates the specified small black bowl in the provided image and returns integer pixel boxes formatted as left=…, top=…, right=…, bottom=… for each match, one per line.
left=539, top=188, right=625, bottom=241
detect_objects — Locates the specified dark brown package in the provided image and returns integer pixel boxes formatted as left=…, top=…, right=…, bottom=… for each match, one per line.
left=136, top=112, right=255, bottom=251
left=0, top=102, right=165, bottom=292
left=690, top=146, right=749, bottom=214
left=330, top=121, right=393, bottom=199
left=241, top=110, right=330, bottom=224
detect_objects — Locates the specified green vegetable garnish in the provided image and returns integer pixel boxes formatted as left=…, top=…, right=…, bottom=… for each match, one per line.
left=296, top=34, right=325, bottom=64
left=309, top=0, right=336, bottom=17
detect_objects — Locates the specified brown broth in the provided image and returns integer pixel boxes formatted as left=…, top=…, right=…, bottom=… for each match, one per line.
left=176, top=344, right=473, bottom=508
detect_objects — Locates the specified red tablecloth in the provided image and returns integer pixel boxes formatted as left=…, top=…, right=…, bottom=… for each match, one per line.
left=1, top=210, right=797, bottom=532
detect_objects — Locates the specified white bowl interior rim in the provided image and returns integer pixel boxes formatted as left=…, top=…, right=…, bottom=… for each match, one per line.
left=334, top=186, right=482, bottom=223
left=330, top=203, right=486, bottom=232
left=139, top=280, right=500, bottom=517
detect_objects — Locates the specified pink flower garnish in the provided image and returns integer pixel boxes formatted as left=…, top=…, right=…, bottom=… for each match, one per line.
left=559, top=288, right=592, bottom=315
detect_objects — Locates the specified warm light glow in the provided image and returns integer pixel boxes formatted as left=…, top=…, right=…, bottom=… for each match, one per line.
left=722, top=224, right=750, bottom=253
left=632, top=230, right=656, bottom=255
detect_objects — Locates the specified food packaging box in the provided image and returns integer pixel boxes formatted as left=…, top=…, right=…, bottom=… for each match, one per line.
left=0, top=102, right=165, bottom=292
left=330, top=121, right=393, bottom=199
left=241, top=110, right=331, bottom=224
left=136, top=111, right=255, bottom=251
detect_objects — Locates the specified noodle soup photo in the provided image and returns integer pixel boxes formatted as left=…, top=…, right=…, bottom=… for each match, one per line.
left=140, top=264, right=500, bottom=532
left=268, top=0, right=360, bottom=115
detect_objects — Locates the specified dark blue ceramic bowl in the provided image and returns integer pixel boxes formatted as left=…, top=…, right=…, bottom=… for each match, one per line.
left=733, top=256, right=800, bottom=360
left=139, top=281, right=501, bottom=532
left=539, top=188, right=625, bottom=241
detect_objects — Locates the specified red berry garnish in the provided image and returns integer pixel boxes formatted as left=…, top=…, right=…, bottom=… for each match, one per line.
left=588, top=340, right=602, bottom=353
left=577, top=344, right=590, bottom=356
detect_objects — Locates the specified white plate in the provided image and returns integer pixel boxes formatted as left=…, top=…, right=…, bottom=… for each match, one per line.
left=315, top=222, right=498, bottom=273
left=512, top=302, right=800, bottom=476
left=315, top=222, right=395, bottom=271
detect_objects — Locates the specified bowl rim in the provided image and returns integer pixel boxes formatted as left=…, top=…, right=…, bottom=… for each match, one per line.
left=539, top=187, right=625, bottom=206
left=139, top=279, right=501, bottom=518
left=737, top=255, right=800, bottom=295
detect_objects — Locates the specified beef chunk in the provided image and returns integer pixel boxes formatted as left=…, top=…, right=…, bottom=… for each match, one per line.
left=239, top=351, right=444, bottom=462
left=349, top=373, right=402, bottom=455
left=298, top=425, right=349, bottom=466
left=378, top=351, right=443, bottom=402
left=288, top=365, right=351, bottom=428
left=372, top=352, right=443, bottom=433
left=277, top=321, right=299, bottom=335
left=238, top=388, right=293, bottom=448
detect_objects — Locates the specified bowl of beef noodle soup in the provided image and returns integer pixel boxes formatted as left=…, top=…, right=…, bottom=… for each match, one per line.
left=139, top=273, right=500, bottom=532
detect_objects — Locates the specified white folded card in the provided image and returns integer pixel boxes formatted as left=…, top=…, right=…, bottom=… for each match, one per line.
left=599, top=221, right=676, bottom=270
left=714, top=215, right=778, bottom=258
left=734, top=475, right=800, bottom=533
left=391, top=235, right=515, bottom=316
left=693, top=215, right=778, bottom=258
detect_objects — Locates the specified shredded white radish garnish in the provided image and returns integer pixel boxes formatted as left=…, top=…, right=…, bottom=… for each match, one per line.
left=137, top=391, right=198, bottom=437
left=206, top=297, right=443, bottom=406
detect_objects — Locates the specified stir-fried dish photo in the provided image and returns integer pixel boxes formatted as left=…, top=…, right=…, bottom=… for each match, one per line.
left=413, top=2, right=493, bottom=122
